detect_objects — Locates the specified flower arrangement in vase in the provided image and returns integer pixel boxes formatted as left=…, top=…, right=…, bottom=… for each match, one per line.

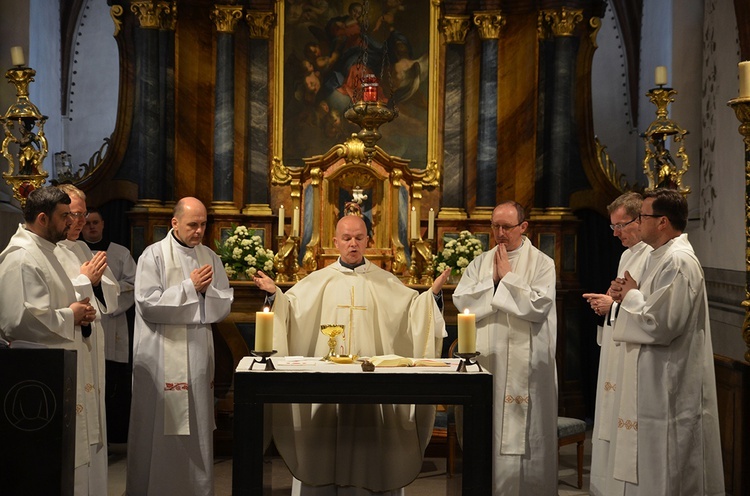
left=215, top=225, right=275, bottom=280
left=433, top=230, right=484, bottom=283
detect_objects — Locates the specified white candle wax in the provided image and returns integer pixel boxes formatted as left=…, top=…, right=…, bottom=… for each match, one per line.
left=428, top=208, right=435, bottom=240
left=740, top=61, right=750, bottom=99
left=255, top=308, right=274, bottom=352
left=10, top=46, right=24, bottom=67
left=410, top=206, right=418, bottom=239
left=277, top=205, right=285, bottom=236
left=457, top=309, right=476, bottom=354
left=654, top=66, right=667, bottom=86
left=292, top=206, right=300, bottom=237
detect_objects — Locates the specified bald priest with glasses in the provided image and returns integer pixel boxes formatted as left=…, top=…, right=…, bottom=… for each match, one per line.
left=453, top=201, right=558, bottom=495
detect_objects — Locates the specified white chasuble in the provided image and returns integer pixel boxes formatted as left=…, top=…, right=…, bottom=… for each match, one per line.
left=270, top=259, right=446, bottom=493
left=590, top=241, right=651, bottom=495
left=126, top=233, right=233, bottom=496
left=606, top=234, right=724, bottom=495
left=453, top=238, right=558, bottom=496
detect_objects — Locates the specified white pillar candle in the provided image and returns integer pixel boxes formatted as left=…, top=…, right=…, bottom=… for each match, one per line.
left=292, top=206, right=300, bottom=237
left=654, top=66, right=667, bottom=86
left=428, top=208, right=435, bottom=240
left=10, top=46, right=24, bottom=66
left=410, top=206, right=418, bottom=239
left=277, top=205, right=285, bottom=236
left=740, top=61, right=750, bottom=99
left=457, top=309, right=476, bottom=354
left=255, top=307, right=274, bottom=352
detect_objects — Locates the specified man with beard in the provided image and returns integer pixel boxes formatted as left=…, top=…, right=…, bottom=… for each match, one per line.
left=0, top=186, right=97, bottom=494
left=453, top=201, right=558, bottom=495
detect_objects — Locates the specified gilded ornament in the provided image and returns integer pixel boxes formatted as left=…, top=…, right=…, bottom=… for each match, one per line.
left=246, top=11, right=275, bottom=39
left=473, top=11, right=506, bottom=40
left=110, top=5, right=123, bottom=37
left=439, top=15, right=471, bottom=44
left=539, top=7, right=583, bottom=38
left=211, top=5, right=243, bottom=34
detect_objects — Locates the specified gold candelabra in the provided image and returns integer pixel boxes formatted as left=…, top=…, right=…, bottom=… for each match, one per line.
left=1, top=64, right=49, bottom=206
left=344, top=100, right=397, bottom=161
left=274, top=235, right=301, bottom=283
left=641, top=86, right=690, bottom=194
left=407, top=237, right=435, bottom=286
left=728, top=95, right=750, bottom=363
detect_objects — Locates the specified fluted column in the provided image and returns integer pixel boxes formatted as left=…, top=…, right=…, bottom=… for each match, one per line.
left=242, top=10, right=275, bottom=216
left=539, top=7, right=583, bottom=211
left=210, top=5, right=243, bottom=214
left=437, top=15, right=471, bottom=220
left=472, top=11, right=505, bottom=217
left=131, top=1, right=172, bottom=207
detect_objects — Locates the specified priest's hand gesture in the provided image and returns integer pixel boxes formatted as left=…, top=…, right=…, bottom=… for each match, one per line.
left=609, top=270, right=638, bottom=303
left=191, top=264, right=213, bottom=294
left=253, top=270, right=277, bottom=294
left=493, top=244, right=511, bottom=283
left=81, top=250, right=107, bottom=286
left=71, top=297, right=97, bottom=326
left=431, top=267, right=451, bottom=295
left=582, top=292, right=614, bottom=316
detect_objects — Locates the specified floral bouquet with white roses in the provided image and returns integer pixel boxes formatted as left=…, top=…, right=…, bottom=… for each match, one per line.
left=215, top=225, right=275, bottom=280
left=434, top=230, right=484, bottom=279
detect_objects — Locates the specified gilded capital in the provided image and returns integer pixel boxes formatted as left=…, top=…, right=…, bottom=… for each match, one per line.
left=539, top=7, right=583, bottom=38
left=160, top=1, right=177, bottom=31
left=131, top=1, right=172, bottom=30
left=589, top=16, right=602, bottom=48
left=439, top=15, right=471, bottom=45
left=473, top=11, right=506, bottom=40
left=211, top=5, right=243, bottom=33
left=246, top=10, right=275, bottom=39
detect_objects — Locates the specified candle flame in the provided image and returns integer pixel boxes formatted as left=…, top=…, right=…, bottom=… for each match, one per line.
left=463, top=308, right=470, bottom=315
left=263, top=307, right=270, bottom=313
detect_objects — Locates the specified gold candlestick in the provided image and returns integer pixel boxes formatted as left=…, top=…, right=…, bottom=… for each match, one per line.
left=728, top=96, right=750, bottom=363
left=406, top=237, right=434, bottom=285
left=274, top=235, right=300, bottom=283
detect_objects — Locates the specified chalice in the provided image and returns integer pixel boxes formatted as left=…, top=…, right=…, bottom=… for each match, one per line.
left=320, top=324, right=344, bottom=361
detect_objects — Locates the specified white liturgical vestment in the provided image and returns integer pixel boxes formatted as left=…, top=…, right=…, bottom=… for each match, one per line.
left=453, top=238, right=558, bottom=496
left=0, top=226, right=101, bottom=472
left=602, top=234, right=724, bottom=495
left=270, top=258, right=446, bottom=494
left=590, top=241, right=651, bottom=495
left=126, top=233, right=233, bottom=496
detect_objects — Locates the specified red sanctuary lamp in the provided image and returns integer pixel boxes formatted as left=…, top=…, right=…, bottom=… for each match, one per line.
left=362, top=73, right=379, bottom=102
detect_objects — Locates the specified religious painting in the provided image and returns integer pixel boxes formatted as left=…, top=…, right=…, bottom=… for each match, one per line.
left=275, top=0, right=439, bottom=168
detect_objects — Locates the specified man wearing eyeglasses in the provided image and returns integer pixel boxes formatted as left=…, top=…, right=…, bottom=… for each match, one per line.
left=53, top=184, right=123, bottom=495
left=583, top=192, right=652, bottom=496
left=453, top=201, right=558, bottom=495
left=604, top=188, right=724, bottom=495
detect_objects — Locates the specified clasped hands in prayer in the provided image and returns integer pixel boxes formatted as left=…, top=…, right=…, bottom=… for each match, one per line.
left=191, top=264, right=213, bottom=293
left=80, top=250, right=107, bottom=286
left=583, top=271, right=639, bottom=316
left=71, top=297, right=97, bottom=326
left=492, top=244, right=512, bottom=284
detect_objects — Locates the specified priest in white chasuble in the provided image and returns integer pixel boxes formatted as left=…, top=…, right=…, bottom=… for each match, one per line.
left=53, top=184, right=121, bottom=495
left=583, top=192, right=652, bottom=496
left=452, top=201, right=558, bottom=496
left=0, top=187, right=98, bottom=493
left=605, top=188, right=724, bottom=496
left=127, top=197, right=234, bottom=496
left=253, top=214, right=450, bottom=495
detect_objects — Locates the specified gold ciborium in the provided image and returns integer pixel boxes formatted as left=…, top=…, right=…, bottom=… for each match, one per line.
left=320, top=324, right=344, bottom=361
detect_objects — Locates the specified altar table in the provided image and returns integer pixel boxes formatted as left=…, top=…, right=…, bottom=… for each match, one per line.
left=232, top=357, right=493, bottom=495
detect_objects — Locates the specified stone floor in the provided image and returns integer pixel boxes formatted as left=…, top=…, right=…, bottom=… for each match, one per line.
left=107, top=429, right=592, bottom=495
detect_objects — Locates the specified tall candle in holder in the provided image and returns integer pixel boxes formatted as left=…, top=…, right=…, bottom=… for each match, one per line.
left=457, top=309, right=476, bottom=354
left=740, top=61, right=750, bottom=99
left=255, top=307, right=274, bottom=352
left=410, top=206, right=418, bottom=239
left=277, top=205, right=285, bottom=236
left=292, top=206, right=300, bottom=237
left=655, top=66, right=668, bottom=86
left=428, top=208, right=435, bottom=240
left=10, top=46, right=25, bottom=66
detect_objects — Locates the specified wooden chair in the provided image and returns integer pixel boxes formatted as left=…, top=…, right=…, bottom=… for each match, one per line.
left=557, top=416, right=587, bottom=489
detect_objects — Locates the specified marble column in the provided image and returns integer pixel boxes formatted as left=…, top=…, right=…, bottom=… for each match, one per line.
left=160, top=8, right=177, bottom=204
left=540, top=8, right=583, bottom=210
left=210, top=5, right=243, bottom=213
left=131, top=1, right=170, bottom=206
left=438, top=15, right=471, bottom=220
left=242, top=10, right=275, bottom=216
left=473, top=12, right=505, bottom=213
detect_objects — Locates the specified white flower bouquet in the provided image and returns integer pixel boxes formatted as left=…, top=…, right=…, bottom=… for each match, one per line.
left=216, top=225, right=276, bottom=280
left=434, top=230, right=484, bottom=279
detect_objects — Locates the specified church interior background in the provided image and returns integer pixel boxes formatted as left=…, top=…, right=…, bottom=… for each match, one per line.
left=1, top=0, right=749, bottom=493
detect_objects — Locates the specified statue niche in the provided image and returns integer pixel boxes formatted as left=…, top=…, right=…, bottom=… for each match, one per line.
left=271, top=136, right=440, bottom=277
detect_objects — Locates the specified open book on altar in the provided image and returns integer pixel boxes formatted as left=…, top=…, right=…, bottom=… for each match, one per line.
left=368, top=355, right=450, bottom=367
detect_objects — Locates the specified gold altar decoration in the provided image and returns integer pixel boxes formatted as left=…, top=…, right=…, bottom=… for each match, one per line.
left=274, top=235, right=300, bottom=284
left=407, top=238, right=435, bottom=286
left=245, top=10, right=275, bottom=39
left=130, top=1, right=173, bottom=29
left=439, top=15, right=471, bottom=44
left=642, top=87, right=690, bottom=194
left=473, top=11, right=506, bottom=40
left=343, top=101, right=397, bottom=163
left=320, top=324, right=344, bottom=361
left=539, top=7, right=584, bottom=38
left=271, top=137, right=440, bottom=277
left=1, top=64, right=49, bottom=206
left=211, top=5, right=243, bottom=33
left=728, top=96, right=750, bottom=362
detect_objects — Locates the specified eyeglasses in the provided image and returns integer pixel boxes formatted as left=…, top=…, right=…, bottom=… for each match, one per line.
left=609, top=218, right=637, bottom=231
left=69, top=211, right=89, bottom=219
left=490, top=222, right=522, bottom=232
left=638, top=213, right=663, bottom=221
